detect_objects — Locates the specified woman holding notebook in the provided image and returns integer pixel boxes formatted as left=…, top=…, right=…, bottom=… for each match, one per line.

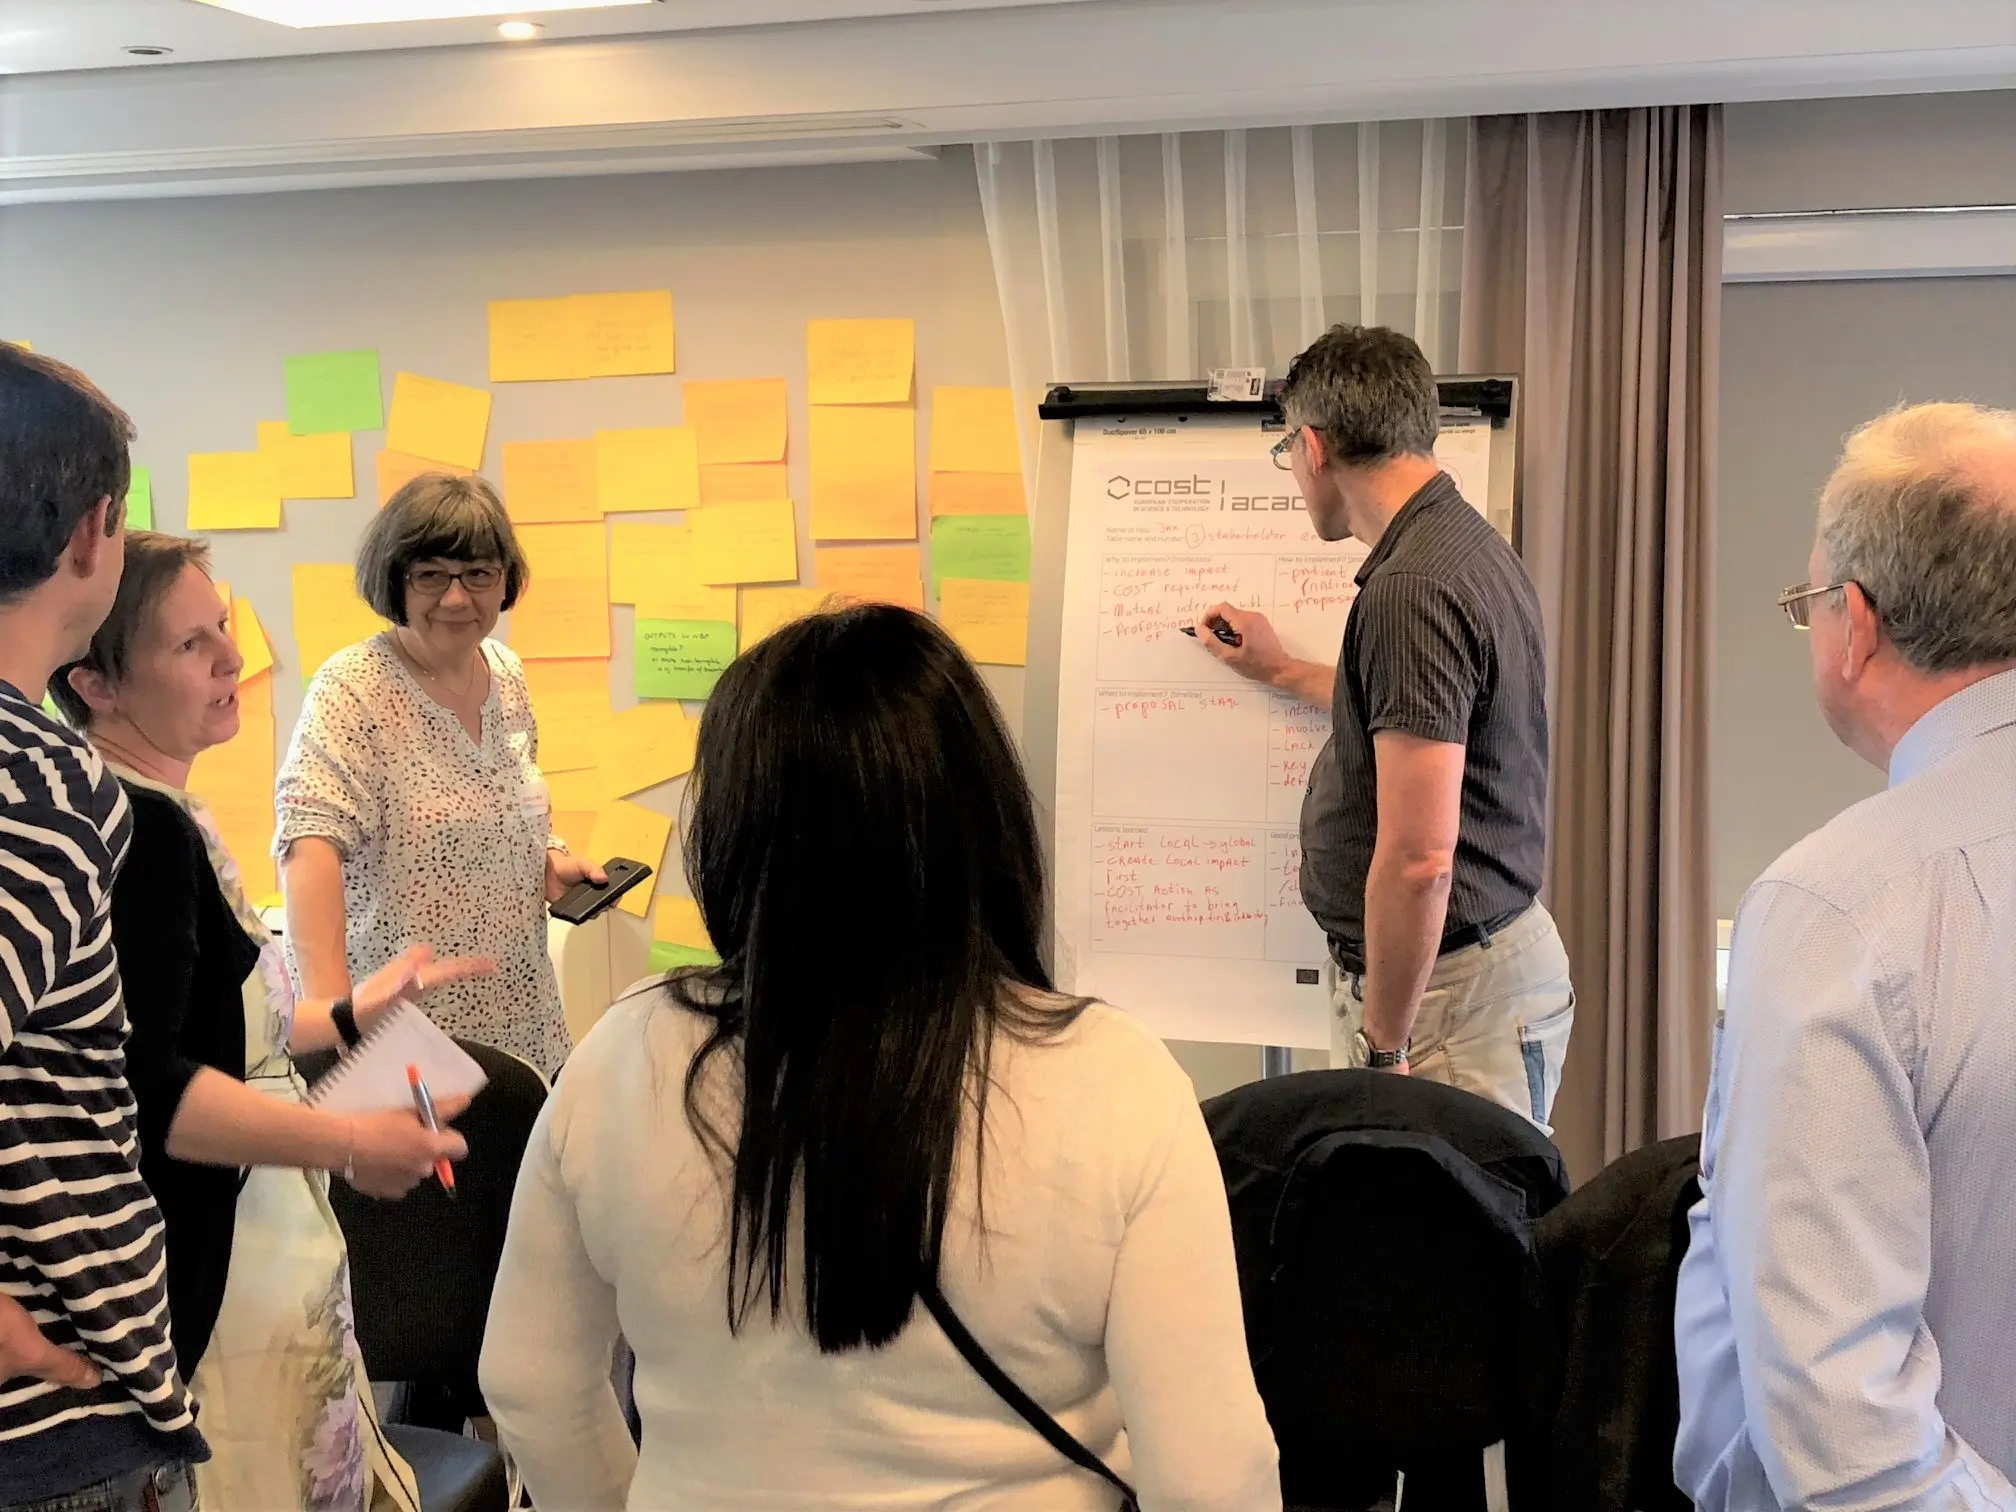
left=53, top=531, right=491, bottom=1512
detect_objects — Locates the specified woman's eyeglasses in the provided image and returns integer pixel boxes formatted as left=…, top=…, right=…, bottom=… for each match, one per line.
left=1776, top=580, right=1852, bottom=630
left=408, top=565, right=503, bottom=597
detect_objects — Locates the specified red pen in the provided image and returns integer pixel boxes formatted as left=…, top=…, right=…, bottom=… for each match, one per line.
left=406, top=1064, right=456, bottom=1198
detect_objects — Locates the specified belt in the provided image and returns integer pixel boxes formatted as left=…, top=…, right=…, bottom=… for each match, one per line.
left=1328, top=905, right=1528, bottom=977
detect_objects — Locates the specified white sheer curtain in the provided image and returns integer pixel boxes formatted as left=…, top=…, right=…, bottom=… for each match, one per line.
left=975, top=123, right=1468, bottom=483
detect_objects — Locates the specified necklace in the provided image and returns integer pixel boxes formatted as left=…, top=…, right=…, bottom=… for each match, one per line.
left=395, top=630, right=485, bottom=701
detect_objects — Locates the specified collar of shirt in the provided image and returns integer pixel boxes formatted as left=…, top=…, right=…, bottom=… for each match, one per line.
left=1352, top=469, right=1465, bottom=588
left=1888, top=664, right=2016, bottom=787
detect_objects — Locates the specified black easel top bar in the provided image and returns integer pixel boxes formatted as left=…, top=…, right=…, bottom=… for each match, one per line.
left=1037, top=376, right=1514, bottom=423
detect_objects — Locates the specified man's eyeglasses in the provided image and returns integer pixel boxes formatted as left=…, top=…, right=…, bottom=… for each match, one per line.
left=1269, top=428, right=1302, bottom=472
left=408, top=564, right=503, bottom=597
left=1776, top=580, right=1852, bottom=630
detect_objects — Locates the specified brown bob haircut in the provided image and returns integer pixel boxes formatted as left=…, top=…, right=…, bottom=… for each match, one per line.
left=355, top=473, right=528, bottom=625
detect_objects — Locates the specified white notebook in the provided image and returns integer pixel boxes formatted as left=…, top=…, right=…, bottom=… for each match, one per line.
left=304, top=1002, right=490, bottom=1113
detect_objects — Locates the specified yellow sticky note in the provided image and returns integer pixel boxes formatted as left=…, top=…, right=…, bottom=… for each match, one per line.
left=292, top=564, right=386, bottom=681
left=188, top=670, right=278, bottom=900
left=929, top=387, right=1022, bottom=475
left=653, top=895, right=713, bottom=952
left=586, top=801, right=674, bottom=917
left=510, top=523, right=610, bottom=659
left=692, top=499, right=798, bottom=586
left=521, top=657, right=612, bottom=775
left=603, top=700, right=698, bottom=800
left=574, top=291, right=676, bottom=379
left=937, top=578, right=1029, bottom=666
left=550, top=808, right=598, bottom=852
left=5, top=339, right=29, bottom=351
left=256, top=420, right=354, bottom=500
left=931, top=471, right=1027, bottom=516
left=597, top=427, right=699, bottom=515
left=503, top=439, right=600, bottom=523
left=488, top=297, right=587, bottom=383
left=683, top=379, right=788, bottom=465
left=376, top=449, right=471, bottom=506
left=188, top=451, right=282, bottom=531
left=808, top=405, right=916, bottom=542
left=608, top=521, right=738, bottom=623
left=807, top=318, right=914, bottom=405
left=814, top=545, right=924, bottom=612
left=548, top=767, right=608, bottom=814
left=739, top=586, right=830, bottom=651
left=386, top=373, right=491, bottom=470
left=700, top=462, right=789, bottom=504
left=231, top=597, right=274, bottom=680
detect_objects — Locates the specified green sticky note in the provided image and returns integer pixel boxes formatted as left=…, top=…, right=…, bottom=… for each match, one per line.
left=930, top=514, right=1031, bottom=593
left=650, top=941, right=721, bottom=973
left=285, top=349, right=383, bottom=436
left=635, top=618, right=736, bottom=701
left=39, top=693, right=62, bottom=721
left=126, top=465, right=153, bottom=530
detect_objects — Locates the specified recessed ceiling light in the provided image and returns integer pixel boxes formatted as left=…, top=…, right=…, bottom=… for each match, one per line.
left=122, top=45, right=175, bottom=57
left=497, top=19, right=541, bottom=38
left=189, top=1, right=657, bottom=28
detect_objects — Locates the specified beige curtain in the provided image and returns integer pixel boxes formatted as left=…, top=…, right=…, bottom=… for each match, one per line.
left=1458, top=107, right=1721, bottom=1183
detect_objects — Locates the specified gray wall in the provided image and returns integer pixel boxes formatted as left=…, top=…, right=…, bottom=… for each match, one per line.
left=1726, top=90, right=2016, bottom=212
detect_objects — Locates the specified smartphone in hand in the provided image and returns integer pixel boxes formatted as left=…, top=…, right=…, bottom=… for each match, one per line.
left=549, top=857, right=653, bottom=925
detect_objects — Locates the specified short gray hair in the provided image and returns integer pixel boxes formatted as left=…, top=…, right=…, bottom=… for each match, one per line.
left=1278, top=325, right=1440, bottom=464
left=1819, top=402, right=2016, bottom=674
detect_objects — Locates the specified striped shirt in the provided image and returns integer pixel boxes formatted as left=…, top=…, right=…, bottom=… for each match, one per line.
left=0, top=682, right=205, bottom=1500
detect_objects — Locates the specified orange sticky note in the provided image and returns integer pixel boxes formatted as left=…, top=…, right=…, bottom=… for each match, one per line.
left=597, top=427, right=699, bottom=515
left=684, top=379, right=788, bottom=465
left=230, top=597, right=274, bottom=680
left=808, top=405, right=916, bottom=542
left=691, top=499, right=798, bottom=586
left=386, top=373, right=491, bottom=470
left=187, top=451, right=282, bottom=531
left=503, top=439, right=600, bottom=523
left=376, top=449, right=471, bottom=506
left=490, top=291, right=675, bottom=381
left=586, top=801, right=673, bottom=918
left=256, top=420, right=354, bottom=500
left=806, top=318, right=914, bottom=405
left=930, top=471, right=1027, bottom=516
left=603, top=700, right=698, bottom=800
left=928, top=387, right=1022, bottom=475
left=291, top=564, right=387, bottom=682
left=937, top=578, right=1029, bottom=666
left=609, top=522, right=738, bottom=623
left=653, top=895, right=713, bottom=952
left=520, top=657, right=612, bottom=775
left=814, top=545, right=924, bottom=612
left=510, top=523, right=610, bottom=659
left=188, top=670, right=278, bottom=900
left=739, top=586, right=830, bottom=651
left=489, top=297, right=587, bottom=383
left=699, top=462, right=789, bottom=504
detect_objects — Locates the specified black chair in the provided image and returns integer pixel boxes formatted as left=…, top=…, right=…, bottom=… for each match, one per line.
left=301, top=1036, right=550, bottom=1512
left=1204, top=1070, right=1569, bottom=1512
left=1511, top=1133, right=1701, bottom=1512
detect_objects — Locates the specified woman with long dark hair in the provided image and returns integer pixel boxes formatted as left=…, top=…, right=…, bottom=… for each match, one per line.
left=480, top=605, right=1278, bottom=1510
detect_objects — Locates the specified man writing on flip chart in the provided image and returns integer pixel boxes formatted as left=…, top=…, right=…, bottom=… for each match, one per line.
left=1192, top=325, right=1573, bottom=1129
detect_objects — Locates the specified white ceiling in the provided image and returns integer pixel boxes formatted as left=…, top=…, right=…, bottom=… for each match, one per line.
left=0, top=0, right=1098, bottom=73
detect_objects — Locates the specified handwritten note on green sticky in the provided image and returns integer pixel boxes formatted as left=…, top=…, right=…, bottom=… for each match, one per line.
left=929, top=515, right=1030, bottom=592
left=650, top=941, right=721, bottom=972
left=126, top=465, right=153, bottom=530
left=285, top=350, right=383, bottom=436
left=635, top=619, right=737, bottom=701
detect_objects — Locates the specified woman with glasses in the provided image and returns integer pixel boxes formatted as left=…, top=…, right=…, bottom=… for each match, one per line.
left=277, top=475, right=600, bottom=1076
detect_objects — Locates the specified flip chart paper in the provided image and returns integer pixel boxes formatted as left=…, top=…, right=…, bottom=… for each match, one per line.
left=653, top=895, right=713, bottom=952
left=937, top=578, right=1029, bottom=666
left=634, top=619, right=735, bottom=701
left=586, top=801, right=673, bottom=918
left=375, top=449, right=471, bottom=506
left=386, top=373, right=491, bottom=470
left=257, top=420, right=354, bottom=500
left=609, top=522, right=737, bottom=623
left=930, top=471, right=1026, bottom=516
left=285, top=350, right=382, bottom=436
left=603, top=698, right=699, bottom=797
left=597, top=427, right=699, bottom=514
left=502, top=439, right=600, bottom=523
left=489, top=291, right=677, bottom=381
left=231, top=596, right=274, bottom=680
left=929, top=387, right=1021, bottom=475
left=187, top=451, right=282, bottom=531
left=126, top=466, right=154, bottom=530
left=806, top=318, right=913, bottom=404
left=188, top=669, right=278, bottom=899
left=929, top=515, right=1030, bottom=592
left=292, top=564, right=386, bottom=681
left=683, top=379, right=787, bottom=465
left=814, top=544, right=924, bottom=611
left=739, top=586, right=828, bottom=651
left=510, top=523, right=610, bottom=659
left=692, top=500, right=798, bottom=586
left=700, top=462, right=789, bottom=503
left=520, top=657, right=612, bottom=775
left=808, top=405, right=916, bottom=541
left=650, top=941, right=720, bottom=972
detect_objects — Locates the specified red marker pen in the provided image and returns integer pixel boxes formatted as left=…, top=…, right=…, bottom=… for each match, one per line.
left=406, top=1064, right=456, bottom=1198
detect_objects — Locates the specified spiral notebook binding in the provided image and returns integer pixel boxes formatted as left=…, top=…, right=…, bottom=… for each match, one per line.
left=303, top=1004, right=411, bottom=1107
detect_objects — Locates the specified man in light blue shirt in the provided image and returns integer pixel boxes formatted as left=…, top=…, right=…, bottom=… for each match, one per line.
left=1675, top=401, right=2016, bottom=1511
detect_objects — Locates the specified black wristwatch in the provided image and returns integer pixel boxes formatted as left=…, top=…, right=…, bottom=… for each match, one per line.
left=331, top=997, right=362, bottom=1049
left=1354, top=1029, right=1410, bottom=1069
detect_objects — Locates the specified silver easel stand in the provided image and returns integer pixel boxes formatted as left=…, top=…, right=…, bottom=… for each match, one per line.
left=1261, top=1046, right=1294, bottom=1078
